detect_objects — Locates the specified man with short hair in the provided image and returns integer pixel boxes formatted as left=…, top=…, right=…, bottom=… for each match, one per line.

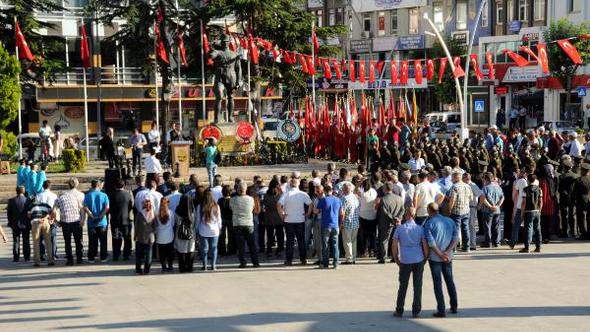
left=204, top=138, right=219, bottom=188
left=230, top=181, right=260, bottom=268
left=413, top=172, right=444, bottom=225
left=83, top=180, right=110, bottom=263
left=130, top=128, right=147, bottom=176
left=340, top=182, right=360, bottom=264
left=463, top=173, right=483, bottom=250
left=7, top=186, right=30, bottom=262
left=511, top=168, right=529, bottom=249
left=392, top=207, right=428, bottom=318
left=423, top=203, right=459, bottom=318
left=37, top=180, right=58, bottom=261
left=448, top=170, right=474, bottom=252
left=376, top=182, right=405, bottom=264
left=166, top=181, right=182, bottom=212
left=315, top=184, right=341, bottom=269
left=54, top=178, right=85, bottom=265
left=28, top=196, right=54, bottom=267
left=144, top=147, right=162, bottom=186
left=520, top=174, right=543, bottom=253
left=109, top=179, right=133, bottom=261
left=211, top=175, right=224, bottom=203
left=480, top=172, right=504, bottom=247
left=277, top=178, right=312, bottom=265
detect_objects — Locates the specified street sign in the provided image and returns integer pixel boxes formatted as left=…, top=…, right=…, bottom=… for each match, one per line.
left=578, top=86, right=587, bottom=97
left=474, top=100, right=485, bottom=113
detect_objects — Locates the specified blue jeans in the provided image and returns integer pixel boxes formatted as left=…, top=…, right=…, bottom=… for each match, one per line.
left=396, top=262, right=425, bottom=315
left=524, top=211, right=542, bottom=249
left=483, top=213, right=501, bottom=246
left=451, top=214, right=470, bottom=250
left=206, top=163, right=217, bottom=188
left=199, top=235, right=219, bottom=268
left=321, top=227, right=339, bottom=268
left=429, top=260, right=458, bottom=314
left=511, top=209, right=523, bottom=246
left=285, top=222, right=306, bottom=262
left=135, top=242, right=153, bottom=274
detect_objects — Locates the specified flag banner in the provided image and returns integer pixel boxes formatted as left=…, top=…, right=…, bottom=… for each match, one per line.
left=485, top=52, right=495, bottom=79
left=349, top=60, right=356, bottom=83
left=537, top=43, right=549, bottom=75
left=426, top=59, right=434, bottom=81
left=438, top=58, right=447, bottom=83
left=400, top=60, right=408, bottom=85
left=177, top=29, right=187, bottom=66
left=390, top=60, right=398, bottom=84
left=414, top=59, right=423, bottom=84
left=359, top=60, right=366, bottom=83
left=469, top=54, right=483, bottom=81
left=519, top=46, right=538, bottom=61
left=452, top=56, right=465, bottom=78
left=332, top=59, right=342, bottom=79
left=248, top=34, right=259, bottom=64
left=298, top=54, right=308, bottom=73
left=306, top=55, right=315, bottom=75
left=557, top=39, right=583, bottom=65
left=503, top=50, right=529, bottom=67
left=322, top=58, right=332, bottom=79
left=312, top=29, right=320, bottom=54
left=369, top=60, right=376, bottom=83
left=15, top=21, right=34, bottom=61
left=80, top=23, right=91, bottom=68
left=155, top=25, right=169, bottom=64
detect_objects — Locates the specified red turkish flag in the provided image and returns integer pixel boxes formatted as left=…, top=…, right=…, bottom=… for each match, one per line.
left=485, top=52, right=495, bottom=79
left=426, top=59, right=434, bottom=81
left=438, top=58, right=447, bottom=83
left=359, top=60, right=366, bottom=83
left=452, top=56, right=465, bottom=78
left=248, top=34, right=259, bottom=64
left=80, top=24, right=91, bottom=68
left=390, top=60, right=398, bottom=84
left=322, top=58, right=332, bottom=79
left=400, top=60, right=408, bottom=85
left=349, top=60, right=356, bottom=83
left=15, top=21, right=34, bottom=61
left=469, top=54, right=483, bottom=81
left=503, top=50, right=529, bottom=67
left=177, top=29, right=187, bottom=66
left=414, top=59, right=423, bottom=84
left=332, top=59, right=342, bottom=79
left=298, top=54, right=308, bottom=73
left=519, top=46, right=538, bottom=61
left=557, top=39, right=583, bottom=65
left=306, top=55, right=315, bottom=75
left=155, top=25, right=169, bottom=64
left=312, top=29, right=320, bottom=54
left=537, top=43, right=549, bottom=75
left=369, top=60, right=376, bottom=83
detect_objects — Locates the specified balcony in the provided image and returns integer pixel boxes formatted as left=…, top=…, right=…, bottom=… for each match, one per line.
left=51, top=67, right=202, bottom=86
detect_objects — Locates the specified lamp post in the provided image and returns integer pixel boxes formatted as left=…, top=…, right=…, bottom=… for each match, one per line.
left=463, top=0, right=487, bottom=131
left=423, top=13, right=466, bottom=138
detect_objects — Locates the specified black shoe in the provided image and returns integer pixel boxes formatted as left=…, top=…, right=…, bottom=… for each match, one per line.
left=66, top=261, right=74, bottom=266
left=253, top=263, right=260, bottom=268
left=300, top=260, right=307, bottom=265
left=378, top=259, right=386, bottom=264
left=76, top=259, right=83, bottom=264
left=393, top=311, right=403, bottom=318
left=239, top=263, right=247, bottom=268
left=450, top=308, right=458, bottom=314
left=480, top=243, right=491, bottom=248
left=412, top=312, right=420, bottom=318
left=284, top=261, right=292, bottom=266
left=534, top=247, right=541, bottom=253
left=432, top=312, right=446, bottom=318
left=13, top=258, right=19, bottom=262
left=519, top=248, right=530, bottom=253
left=48, top=262, right=55, bottom=266
left=470, top=247, right=477, bottom=251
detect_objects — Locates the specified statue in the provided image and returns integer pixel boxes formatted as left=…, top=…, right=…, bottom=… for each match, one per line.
left=209, top=34, right=242, bottom=123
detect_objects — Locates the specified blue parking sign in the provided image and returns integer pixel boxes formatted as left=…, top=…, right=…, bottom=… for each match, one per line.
left=474, top=100, right=485, bottom=113
left=578, top=87, right=587, bottom=97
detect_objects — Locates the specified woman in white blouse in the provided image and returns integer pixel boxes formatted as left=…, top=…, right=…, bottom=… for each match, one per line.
left=196, top=190, right=222, bottom=271
left=358, top=179, right=378, bottom=257
left=156, top=197, right=175, bottom=272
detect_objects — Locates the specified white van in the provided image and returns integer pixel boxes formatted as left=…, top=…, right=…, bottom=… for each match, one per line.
left=424, top=112, right=461, bottom=134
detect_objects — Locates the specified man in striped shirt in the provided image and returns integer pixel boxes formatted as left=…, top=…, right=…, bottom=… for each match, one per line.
left=54, top=178, right=85, bottom=265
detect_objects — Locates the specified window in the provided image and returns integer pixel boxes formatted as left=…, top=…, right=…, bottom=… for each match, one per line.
left=363, top=14, right=371, bottom=32
left=481, top=0, right=489, bottom=27
left=507, top=0, right=514, bottom=21
left=336, top=7, right=344, bottom=25
left=391, top=9, right=398, bottom=34
left=456, top=0, right=467, bottom=30
left=377, top=12, right=385, bottom=36
left=496, top=1, right=503, bottom=25
left=409, top=8, right=419, bottom=34
left=328, top=9, right=335, bottom=26
left=519, top=0, right=528, bottom=21
left=534, top=0, right=546, bottom=20
left=568, top=0, right=578, bottom=13
left=433, top=1, right=444, bottom=31
left=312, top=10, right=323, bottom=27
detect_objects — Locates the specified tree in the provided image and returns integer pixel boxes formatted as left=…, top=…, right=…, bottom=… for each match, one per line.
left=191, top=0, right=346, bottom=114
left=0, top=43, right=21, bottom=130
left=0, top=0, right=66, bottom=83
left=429, top=36, right=466, bottom=107
left=543, top=19, right=590, bottom=112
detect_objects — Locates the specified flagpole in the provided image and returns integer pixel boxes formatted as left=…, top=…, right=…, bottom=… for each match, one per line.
left=175, top=0, right=182, bottom=130
left=14, top=16, right=22, bottom=159
left=463, top=0, right=487, bottom=132
left=81, top=19, right=90, bottom=161
left=311, top=20, right=317, bottom=115
left=153, top=19, right=160, bottom=131
left=199, top=19, right=206, bottom=126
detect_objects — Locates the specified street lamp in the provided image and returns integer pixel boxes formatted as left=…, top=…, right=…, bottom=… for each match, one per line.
left=423, top=13, right=467, bottom=138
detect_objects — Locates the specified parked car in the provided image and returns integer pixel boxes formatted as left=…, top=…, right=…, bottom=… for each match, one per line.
left=16, top=133, right=41, bottom=161
left=78, top=136, right=100, bottom=160
left=425, top=112, right=461, bottom=132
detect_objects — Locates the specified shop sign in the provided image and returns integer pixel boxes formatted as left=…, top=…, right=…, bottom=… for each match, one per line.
left=307, top=0, right=323, bottom=8
left=348, top=79, right=427, bottom=90
left=396, top=35, right=425, bottom=50
left=452, top=31, right=469, bottom=45
left=494, top=86, right=509, bottom=95
left=373, top=36, right=397, bottom=52
left=308, top=78, right=348, bottom=91
left=350, top=39, right=372, bottom=53
left=502, top=66, right=541, bottom=83
left=352, top=0, right=427, bottom=12
left=509, top=21, right=521, bottom=33
left=578, top=86, right=588, bottom=97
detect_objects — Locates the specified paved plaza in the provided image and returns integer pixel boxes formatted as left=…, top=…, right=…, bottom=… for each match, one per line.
left=1, top=238, right=589, bottom=332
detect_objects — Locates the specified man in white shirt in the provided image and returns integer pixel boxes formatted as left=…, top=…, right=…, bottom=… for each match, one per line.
left=146, top=121, right=161, bottom=152
left=144, top=148, right=162, bottom=186
left=509, top=107, right=519, bottom=129
left=36, top=180, right=59, bottom=260
left=567, top=132, right=583, bottom=157
left=165, top=182, right=182, bottom=212
left=211, top=175, right=223, bottom=203
left=413, top=172, right=444, bottom=225
left=408, top=150, right=425, bottom=172
left=510, top=168, right=529, bottom=249
left=277, top=178, right=312, bottom=265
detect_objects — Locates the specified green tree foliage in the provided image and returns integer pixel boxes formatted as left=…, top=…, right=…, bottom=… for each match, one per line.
left=428, top=37, right=466, bottom=106
left=0, top=44, right=20, bottom=130
left=0, top=130, right=17, bottom=158
left=543, top=19, right=590, bottom=105
left=0, top=0, right=66, bottom=83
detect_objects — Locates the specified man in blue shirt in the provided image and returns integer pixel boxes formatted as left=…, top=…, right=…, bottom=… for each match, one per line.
left=392, top=207, right=428, bottom=318
left=83, top=179, right=110, bottom=263
left=315, top=184, right=342, bottom=269
left=423, top=202, right=459, bottom=318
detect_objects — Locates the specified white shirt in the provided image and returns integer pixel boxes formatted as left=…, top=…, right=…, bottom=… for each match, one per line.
left=166, top=191, right=182, bottom=213
left=513, top=178, right=528, bottom=209
left=211, top=185, right=223, bottom=203
left=37, top=189, right=58, bottom=208
left=278, top=188, right=312, bottom=223
left=144, top=155, right=162, bottom=174
left=394, top=182, right=406, bottom=201
left=408, top=158, right=425, bottom=172
left=414, top=181, right=442, bottom=217
left=156, top=212, right=175, bottom=244
left=147, top=129, right=161, bottom=144
left=569, top=139, right=583, bottom=157
left=359, top=188, right=378, bottom=220
left=196, top=205, right=222, bottom=237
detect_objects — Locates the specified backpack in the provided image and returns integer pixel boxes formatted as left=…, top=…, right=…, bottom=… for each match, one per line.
left=177, top=216, right=194, bottom=241
left=524, top=185, right=542, bottom=211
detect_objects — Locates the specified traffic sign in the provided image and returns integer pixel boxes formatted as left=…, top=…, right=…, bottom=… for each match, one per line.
left=578, top=86, right=587, bottom=97
left=474, top=100, right=485, bottom=113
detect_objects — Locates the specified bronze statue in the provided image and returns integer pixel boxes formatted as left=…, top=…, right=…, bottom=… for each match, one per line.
left=209, top=34, right=242, bottom=123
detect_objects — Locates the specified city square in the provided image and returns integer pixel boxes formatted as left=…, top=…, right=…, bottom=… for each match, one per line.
left=1, top=0, right=590, bottom=331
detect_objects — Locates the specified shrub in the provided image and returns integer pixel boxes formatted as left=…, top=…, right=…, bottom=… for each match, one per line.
left=62, top=148, right=86, bottom=172
left=0, top=129, right=17, bottom=160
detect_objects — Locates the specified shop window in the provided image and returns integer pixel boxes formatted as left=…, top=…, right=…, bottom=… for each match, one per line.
left=456, top=0, right=467, bottom=30
left=409, top=8, right=419, bottom=34
left=496, top=1, right=503, bottom=25
left=518, top=0, right=528, bottom=21
left=534, top=0, right=546, bottom=20
left=391, top=9, right=398, bottom=34
left=481, top=1, right=489, bottom=27
left=312, top=9, right=323, bottom=27
left=329, top=9, right=335, bottom=26
left=433, top=1, right=444, bottom=32
left=363, top=14, right=371, bottom=33
left=336, top=7, right=344, bottom=25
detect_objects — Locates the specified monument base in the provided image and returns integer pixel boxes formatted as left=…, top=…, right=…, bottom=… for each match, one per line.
left=202, top=122, right=254, bottom=155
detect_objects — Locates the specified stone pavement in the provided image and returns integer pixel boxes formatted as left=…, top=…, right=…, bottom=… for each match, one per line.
left=1, top=237, right=589, bottom=332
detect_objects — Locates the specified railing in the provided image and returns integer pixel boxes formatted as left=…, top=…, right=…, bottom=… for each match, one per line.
left=51, top=67, right=203, bottom=85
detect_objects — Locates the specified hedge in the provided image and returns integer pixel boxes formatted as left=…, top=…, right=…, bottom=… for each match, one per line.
left=62, top=148, right=86, bottom=172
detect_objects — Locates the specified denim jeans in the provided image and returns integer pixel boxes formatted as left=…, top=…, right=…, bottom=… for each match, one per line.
left=396, top=262, right=425, bottom=315
left=88, top=226, right=108, bottom=261
left=451, top=214, right=470, bottom=250
left=135, top=242, right=153, bottom=274
left=511, top=209, right=523, bottom=246
left=428, top=260, right=458, bottom=314
left=62, top=222, right=84, bottom=263
left=132, top=148, right=142, bottom=174
left=483, top=213, right=501, bottom=246
left=524, top=211, right=542, bottom=249
left=206, top=163, right=217, bottom=188
left=285, top=222, right=306, bottom=263
left=11, top=227, right=30, bottom=261
left=234, top=226, right=259, bottom=266
left=199, top=235, right=219, bottom=268
left=321, top=227, right=339, bottom=268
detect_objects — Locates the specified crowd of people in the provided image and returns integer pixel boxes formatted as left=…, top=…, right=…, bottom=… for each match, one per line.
left=5, top=117, right=590, bottom=318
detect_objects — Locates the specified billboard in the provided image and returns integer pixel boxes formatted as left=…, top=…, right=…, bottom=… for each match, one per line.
left=352, top=0, right=427, bottom=12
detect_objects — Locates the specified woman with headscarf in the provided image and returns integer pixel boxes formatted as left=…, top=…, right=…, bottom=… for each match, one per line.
left=174, top=194, right=196, bottom=272
left=134, top=197, right=157, bottom=275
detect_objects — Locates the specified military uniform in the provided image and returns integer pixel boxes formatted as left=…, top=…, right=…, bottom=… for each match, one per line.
left=558, top=160, right=578, bottom=238
left=573, top=163, right=590, bottom=240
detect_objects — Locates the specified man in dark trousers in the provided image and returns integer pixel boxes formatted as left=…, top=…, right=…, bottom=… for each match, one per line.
left=109, top=179, right=134, bottom=261
left=7, top=186, right=30, bottom=262
left=558, top=159, right=578, bottom=238
left=99, top=127, right=118, bottom=168
left=574, top=163, right=590, bottom=240
left=376, top=182, right=405, bottom=264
